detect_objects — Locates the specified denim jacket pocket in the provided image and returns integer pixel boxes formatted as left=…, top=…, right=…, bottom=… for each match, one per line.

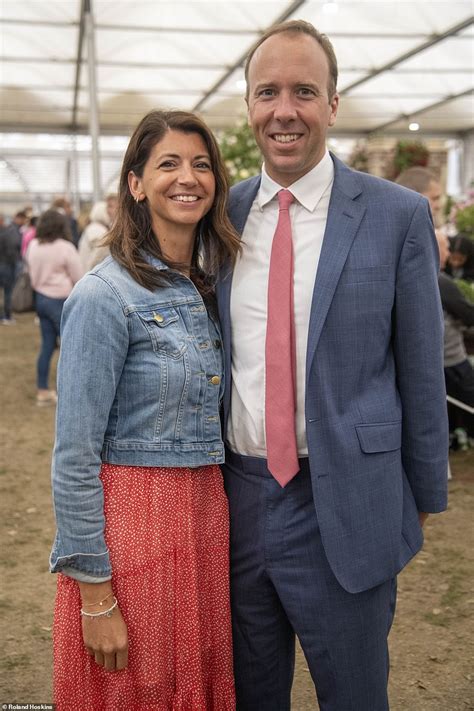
left=137, top=307, right=188, bottom=359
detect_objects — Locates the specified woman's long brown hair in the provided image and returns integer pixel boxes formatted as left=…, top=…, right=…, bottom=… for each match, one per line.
left=105, top=110, right=240, bottom=294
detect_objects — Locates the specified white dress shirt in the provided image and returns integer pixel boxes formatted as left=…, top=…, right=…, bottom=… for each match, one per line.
left=227, top=150, right=334, bottom=457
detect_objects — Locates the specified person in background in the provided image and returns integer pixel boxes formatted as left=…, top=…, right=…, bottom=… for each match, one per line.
left=437, top=232, right=474, bottom=439
left=0, top=211, right=27, bottom=324
left=78, top=200, right=111, bottom=272
left=51, top=196, right=80, bottom=247
left=395, top=166, right=443, bottom=224
left=25, top=210, right=83, bottom=406
left=217, top=20, right=448, bottom=710
left=106, top=192, right=119, bottom=227
left=397, top=170, right=474, bottom=442
left=21, top=215, right=38, bottom=258
left=446, top=233, right=474, bottom=282
left=50, top=110, right=239, bottom=710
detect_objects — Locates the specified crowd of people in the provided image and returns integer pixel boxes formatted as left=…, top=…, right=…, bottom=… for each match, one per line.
left=0, top=17, right=472, bottom=711
left=0, top=194, right=118, bottom=405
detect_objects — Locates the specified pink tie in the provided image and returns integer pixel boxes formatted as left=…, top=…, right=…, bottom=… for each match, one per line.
left=265, top=189, right=299, bottom=487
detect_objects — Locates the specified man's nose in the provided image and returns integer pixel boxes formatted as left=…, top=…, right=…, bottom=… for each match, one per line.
left=273, top=93, right=297, bottom=121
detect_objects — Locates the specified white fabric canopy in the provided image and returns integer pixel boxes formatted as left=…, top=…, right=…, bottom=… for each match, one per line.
left=0, top=0, right=472, bottom=204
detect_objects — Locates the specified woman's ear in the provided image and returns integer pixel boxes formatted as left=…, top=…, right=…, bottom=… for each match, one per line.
left=128, top=171, right=143, bottom=202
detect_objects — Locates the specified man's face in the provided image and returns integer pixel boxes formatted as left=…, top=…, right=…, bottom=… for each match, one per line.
left=246, top=32, right=339, bottom=187
left=423, top=180, right=442, bottom=220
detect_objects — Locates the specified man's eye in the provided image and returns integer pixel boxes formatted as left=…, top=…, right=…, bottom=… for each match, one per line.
left=258, top=88, right=275, bottom=97
left=298, top=88, right=316, bottom=96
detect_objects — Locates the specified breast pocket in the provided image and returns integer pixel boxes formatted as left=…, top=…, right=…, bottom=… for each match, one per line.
left=137, top=308, right=188, bottom=359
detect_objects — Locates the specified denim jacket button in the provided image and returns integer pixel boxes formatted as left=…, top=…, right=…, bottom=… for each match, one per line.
left=210, top=375, right=221, bottom=385
left=213, top=339, right=222, bottom=349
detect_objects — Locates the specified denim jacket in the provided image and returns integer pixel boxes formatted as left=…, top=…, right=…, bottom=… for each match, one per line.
left=50, top=255, right=224, bottom=579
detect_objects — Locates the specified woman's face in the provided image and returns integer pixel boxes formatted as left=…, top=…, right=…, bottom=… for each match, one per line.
left=129, top=129, right=216, bottom=236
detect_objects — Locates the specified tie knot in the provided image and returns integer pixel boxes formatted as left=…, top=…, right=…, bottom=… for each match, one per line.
left=278, top=189, right=294, bottom=211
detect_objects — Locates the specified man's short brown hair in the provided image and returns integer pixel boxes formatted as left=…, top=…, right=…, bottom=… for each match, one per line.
left=244, top=20, right=338, bottom=100
left=395, top=167, right=438, bottom=194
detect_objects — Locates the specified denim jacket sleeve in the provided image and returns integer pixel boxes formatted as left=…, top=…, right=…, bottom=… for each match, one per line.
left=49, top=272, right=128, bottom=578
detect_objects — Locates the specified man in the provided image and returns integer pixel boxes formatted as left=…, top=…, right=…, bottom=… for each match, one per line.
left=395, top=166, right=443, bottom=223
left=397, top=167, right=474, bottom=442
left=0, top=211, right=27, bottom=324
left=217, top=20, right=448, bottom=710
left=51, top=196, right=80, bottom=247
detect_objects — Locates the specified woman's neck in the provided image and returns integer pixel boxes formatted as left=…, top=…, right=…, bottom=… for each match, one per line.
left=154, top=223, right=196, bottom=275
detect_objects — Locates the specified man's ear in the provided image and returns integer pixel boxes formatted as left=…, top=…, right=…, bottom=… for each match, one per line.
left=328, top=93, right=339, bottom=127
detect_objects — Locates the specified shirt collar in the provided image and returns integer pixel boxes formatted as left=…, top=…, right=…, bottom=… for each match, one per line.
left=258, top=150, right=334, bottom=212
left=143, top=252, right=169, bottom=271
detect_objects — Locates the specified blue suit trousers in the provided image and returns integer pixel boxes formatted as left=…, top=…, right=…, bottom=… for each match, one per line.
left=223, top=450, right=396, bottom=711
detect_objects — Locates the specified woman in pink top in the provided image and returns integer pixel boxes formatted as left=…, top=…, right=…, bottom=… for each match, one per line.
left=26, top=210, right=83, bottom=406
left=21, top=216, right=37, bottom=257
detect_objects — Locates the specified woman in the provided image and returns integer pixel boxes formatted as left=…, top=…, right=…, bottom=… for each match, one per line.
left=78, top=200, right=111, bottom=272
left=446, top=233, right=474, bottom=282
left=50, top=110, right=240, bottom=710
left=26, top=210, right=83, bottom=405
left=21, top=215, right=37, bottom=257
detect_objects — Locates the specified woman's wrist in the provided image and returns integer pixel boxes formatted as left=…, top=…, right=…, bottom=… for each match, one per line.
left=78, top=580, right=114, bottom=608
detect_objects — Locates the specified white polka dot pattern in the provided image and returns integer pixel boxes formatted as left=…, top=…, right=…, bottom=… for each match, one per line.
left=53, top=463, right=236, bottom=710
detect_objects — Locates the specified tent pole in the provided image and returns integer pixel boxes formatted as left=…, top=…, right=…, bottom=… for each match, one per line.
left=84, top=0, right=101, bottom=203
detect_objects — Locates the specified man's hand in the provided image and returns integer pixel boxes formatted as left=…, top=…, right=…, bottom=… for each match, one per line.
left=419, top=511, right=429, bottom=528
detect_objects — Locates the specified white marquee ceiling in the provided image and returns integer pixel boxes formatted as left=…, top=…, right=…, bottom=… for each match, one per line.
left=1, top=0, right=473, bottom=135
left=0, top=0, right=472, bottom=205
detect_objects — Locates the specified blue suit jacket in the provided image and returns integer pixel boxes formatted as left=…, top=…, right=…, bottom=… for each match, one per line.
left=217, top=154, right=448, bottom=594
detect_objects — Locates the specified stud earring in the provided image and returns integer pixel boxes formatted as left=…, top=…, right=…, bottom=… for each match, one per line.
left=135, top=195, right=140, bottom=203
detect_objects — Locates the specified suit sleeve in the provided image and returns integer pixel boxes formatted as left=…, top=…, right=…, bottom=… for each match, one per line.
left=393, top=196, right=449, bottom=513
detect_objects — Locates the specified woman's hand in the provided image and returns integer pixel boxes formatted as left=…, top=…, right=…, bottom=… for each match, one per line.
left=78, top=581, right=129, bottom=671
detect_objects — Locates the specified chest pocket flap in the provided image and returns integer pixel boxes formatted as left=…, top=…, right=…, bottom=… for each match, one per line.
left=137, top=307, right=187, bottom=358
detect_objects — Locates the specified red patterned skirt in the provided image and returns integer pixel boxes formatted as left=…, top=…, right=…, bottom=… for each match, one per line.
left=53, top=463, right=235, bottom=710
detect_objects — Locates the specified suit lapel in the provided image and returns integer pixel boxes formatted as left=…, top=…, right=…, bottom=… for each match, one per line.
left=306, top=158, right=366, bottom=375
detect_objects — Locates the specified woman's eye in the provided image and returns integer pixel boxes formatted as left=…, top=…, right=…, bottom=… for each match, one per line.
left=159, top=161, right=175, bottom=169
left=195, top=162, right=211, bottom=170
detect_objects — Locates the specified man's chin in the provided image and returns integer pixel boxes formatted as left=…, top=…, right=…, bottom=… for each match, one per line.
left=265, top=157, right=306, bottom=185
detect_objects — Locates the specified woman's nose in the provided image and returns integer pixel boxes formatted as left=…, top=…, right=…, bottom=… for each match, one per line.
left=176, top=164, right=198, bottom=185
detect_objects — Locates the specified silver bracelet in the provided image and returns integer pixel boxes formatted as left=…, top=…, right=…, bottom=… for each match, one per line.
left=80, top=597, right=118, bottom=618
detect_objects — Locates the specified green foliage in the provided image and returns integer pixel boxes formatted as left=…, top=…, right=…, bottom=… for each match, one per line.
left=218, top=121, right=261, bottom=186
left=454, top=204, right=474, bottom=236
left=389, top=140, right=429, bottom=180
left=454, top=278, right=474, bottom=303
